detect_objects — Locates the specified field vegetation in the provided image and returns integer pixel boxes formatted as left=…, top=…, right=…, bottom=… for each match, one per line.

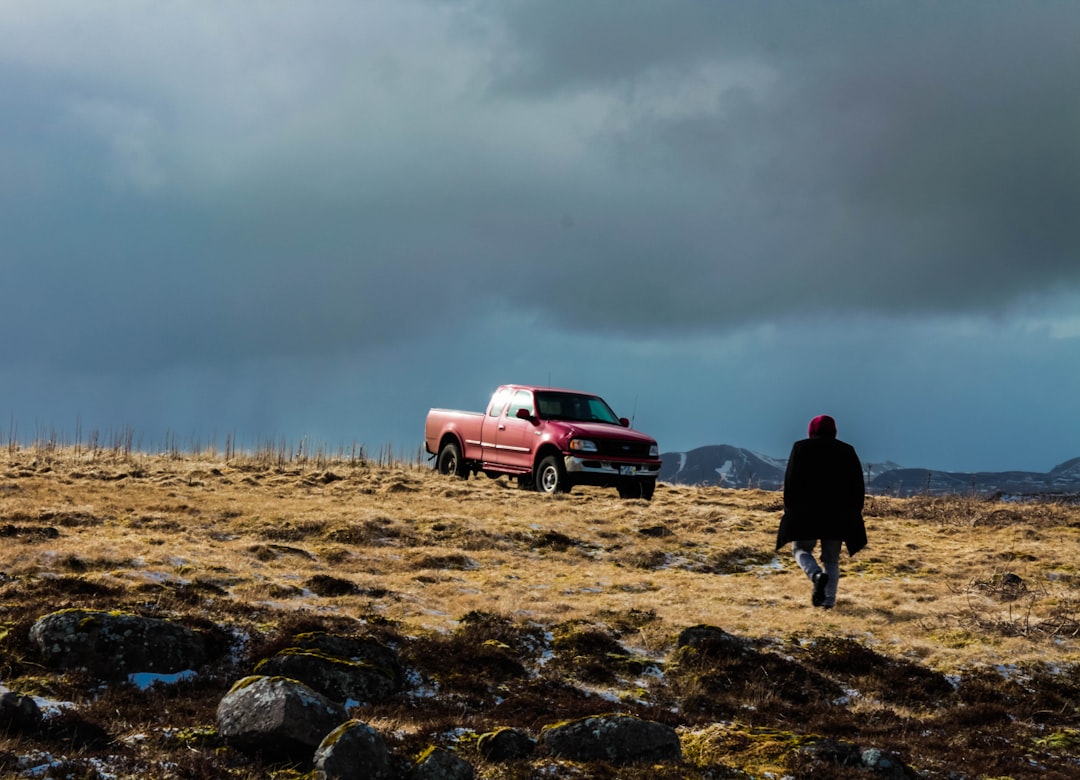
left=0, top=442, right=1078, bottom=778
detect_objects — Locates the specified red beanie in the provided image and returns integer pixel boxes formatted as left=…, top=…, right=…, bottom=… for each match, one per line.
left=808, top=415, right=837, bottom=438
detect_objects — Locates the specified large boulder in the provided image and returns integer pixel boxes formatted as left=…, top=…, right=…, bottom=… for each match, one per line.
left=314, top=719, right=393, bottom=780
left=255, top=648, right=399, bottom=704
left=216, top=675, right=347, bottom=760
left=29, top=609, right=207, bottom=677
left=541, top=713, right=681, bottom=764
left=290, top=632, right=405, bottom=687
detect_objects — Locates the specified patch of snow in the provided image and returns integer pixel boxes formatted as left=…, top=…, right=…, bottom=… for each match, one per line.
left=577, top=684, right=624, bottom=703
left=17, top=752, right=120, bottom=779
left=535, top=633, right=556, bottom=667
left=834, top=686, right=861, bottom=706
left=404, top=670, right=439, bottom=701
left=31, top=698, right=76, bottom=719
left=994, top=663, right=1022, bottom=680
left=442, top=727, right=474, bottom=743
left=18, top=751, right=59, bottom=777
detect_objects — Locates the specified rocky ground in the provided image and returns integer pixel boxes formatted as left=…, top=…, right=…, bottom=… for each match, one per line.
left=0, top=447, right=1078, bottom=778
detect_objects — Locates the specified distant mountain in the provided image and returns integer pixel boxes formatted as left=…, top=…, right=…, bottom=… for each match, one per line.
left=870, top=456, right=1080, bottom=498
left=660, top=446, right=1080, bottom=498
left=659, top=445, right=788, bottom=490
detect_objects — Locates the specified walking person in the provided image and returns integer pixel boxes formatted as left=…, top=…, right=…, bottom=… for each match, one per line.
left=775, top=415, right=867, bottom=609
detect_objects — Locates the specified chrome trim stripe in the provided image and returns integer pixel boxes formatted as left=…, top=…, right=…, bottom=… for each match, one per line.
left=477, top=442, right=531, bottom=453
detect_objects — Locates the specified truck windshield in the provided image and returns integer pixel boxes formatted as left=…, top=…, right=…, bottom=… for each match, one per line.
left=534, top=391, right=621, bottom=424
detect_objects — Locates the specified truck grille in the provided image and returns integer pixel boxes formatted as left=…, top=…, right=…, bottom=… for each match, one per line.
left=594, top=439, right=653, bottom=459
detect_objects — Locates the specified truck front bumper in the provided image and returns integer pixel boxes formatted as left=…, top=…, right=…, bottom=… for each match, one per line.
left=564, top=456, right=662, bottom=482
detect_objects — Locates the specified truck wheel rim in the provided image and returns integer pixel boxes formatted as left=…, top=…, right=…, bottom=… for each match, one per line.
left=541, top=468, right=557, bottom=491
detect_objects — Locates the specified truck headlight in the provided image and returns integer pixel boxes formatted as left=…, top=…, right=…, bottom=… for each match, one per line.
left=649, top=444, right=659, bottom=458
left=569, top=439, right=598, bottom=453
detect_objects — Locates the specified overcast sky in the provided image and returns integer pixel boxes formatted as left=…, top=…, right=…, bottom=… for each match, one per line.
left=3, top=1, right=1079, bottom=473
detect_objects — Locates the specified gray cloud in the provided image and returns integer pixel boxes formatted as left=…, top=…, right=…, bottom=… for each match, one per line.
left=476, top=1, right=1080, bottom=322
left=3, top=1, right=1080, bottom=370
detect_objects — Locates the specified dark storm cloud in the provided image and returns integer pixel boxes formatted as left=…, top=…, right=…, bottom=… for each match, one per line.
left=3, top=1, right=1080, bottom=374
left=476, top=1, right=1080, bottom=329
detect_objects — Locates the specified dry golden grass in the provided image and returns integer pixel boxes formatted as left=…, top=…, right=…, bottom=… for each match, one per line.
left=2, top=445, right=1079, bottom=777
left=4, top=448, right=1076, bottom=671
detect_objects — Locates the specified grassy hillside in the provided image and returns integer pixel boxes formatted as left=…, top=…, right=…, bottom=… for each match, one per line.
left=1, top=446, right=1078, bottom=778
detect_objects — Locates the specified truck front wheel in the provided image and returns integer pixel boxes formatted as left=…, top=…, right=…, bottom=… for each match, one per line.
left=535, top=455, right=569, bottom=495
left=437, top=441, right=468, bottom=479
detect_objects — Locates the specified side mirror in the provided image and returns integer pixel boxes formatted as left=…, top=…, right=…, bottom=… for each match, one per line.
left=619, top=417, right=630, bottom=428
left=516, top=408, right=536, bottom=423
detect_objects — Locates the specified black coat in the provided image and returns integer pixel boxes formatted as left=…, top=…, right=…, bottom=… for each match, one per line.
left=775, top=436, right=867, bottom=555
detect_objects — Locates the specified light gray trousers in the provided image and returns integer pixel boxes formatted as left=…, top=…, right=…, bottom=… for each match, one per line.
left=792, top=539, right=842, bottom=607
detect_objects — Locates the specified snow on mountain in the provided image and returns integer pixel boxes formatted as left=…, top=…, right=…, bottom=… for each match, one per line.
left=659, top=445, right=786, bottom=489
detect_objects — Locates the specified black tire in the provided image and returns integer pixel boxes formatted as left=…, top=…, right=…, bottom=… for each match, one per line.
left=535, top=455, right=569, bottom=495
left=618, top=479, right=656, bottom=500
left=436, top=440, right=468, bottom=478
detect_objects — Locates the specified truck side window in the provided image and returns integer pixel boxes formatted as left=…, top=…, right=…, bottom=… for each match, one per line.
left=488, top=388, right=511, bottom=417
left=506, top=389, right=534, bottom=420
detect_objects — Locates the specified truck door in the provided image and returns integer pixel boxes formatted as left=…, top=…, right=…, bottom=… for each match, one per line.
left=495, top=388, right=538, bottom=470
left=480, top=387, right=512, bottom=462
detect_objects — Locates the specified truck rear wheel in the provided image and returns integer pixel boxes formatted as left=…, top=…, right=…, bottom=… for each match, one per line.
left=437, top=441, right=468, bottom=479
left=535, top=455, right=569, bottom=495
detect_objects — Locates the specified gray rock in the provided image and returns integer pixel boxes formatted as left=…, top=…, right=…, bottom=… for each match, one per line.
left=29, top=609, right=207, bottom=677
left=541, top=713, right=681, bottom=764
left=410, top=746, right=474, bottom=780
left=216, top=675, right=347, bottom=760
left=676, top=624, right=750, bottom=656
left=862, top=747, right=921, bottom=778
left=314, top=719, right=393, bottom=780
left=798, top=738, right=863, bottom=767
left=255, top=648, right=399, bottom=704
left=291, top=632, right=405, bottom=687
left=0, top=691, right=42, bottom=733
left=477, top=727, right=536, bottom=761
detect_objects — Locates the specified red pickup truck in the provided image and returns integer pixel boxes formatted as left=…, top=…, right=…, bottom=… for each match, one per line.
left=425, top=385, right=662, bottom=499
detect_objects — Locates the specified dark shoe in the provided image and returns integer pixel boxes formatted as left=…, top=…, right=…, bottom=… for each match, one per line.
left=812, top=571, right=829, bottom=607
